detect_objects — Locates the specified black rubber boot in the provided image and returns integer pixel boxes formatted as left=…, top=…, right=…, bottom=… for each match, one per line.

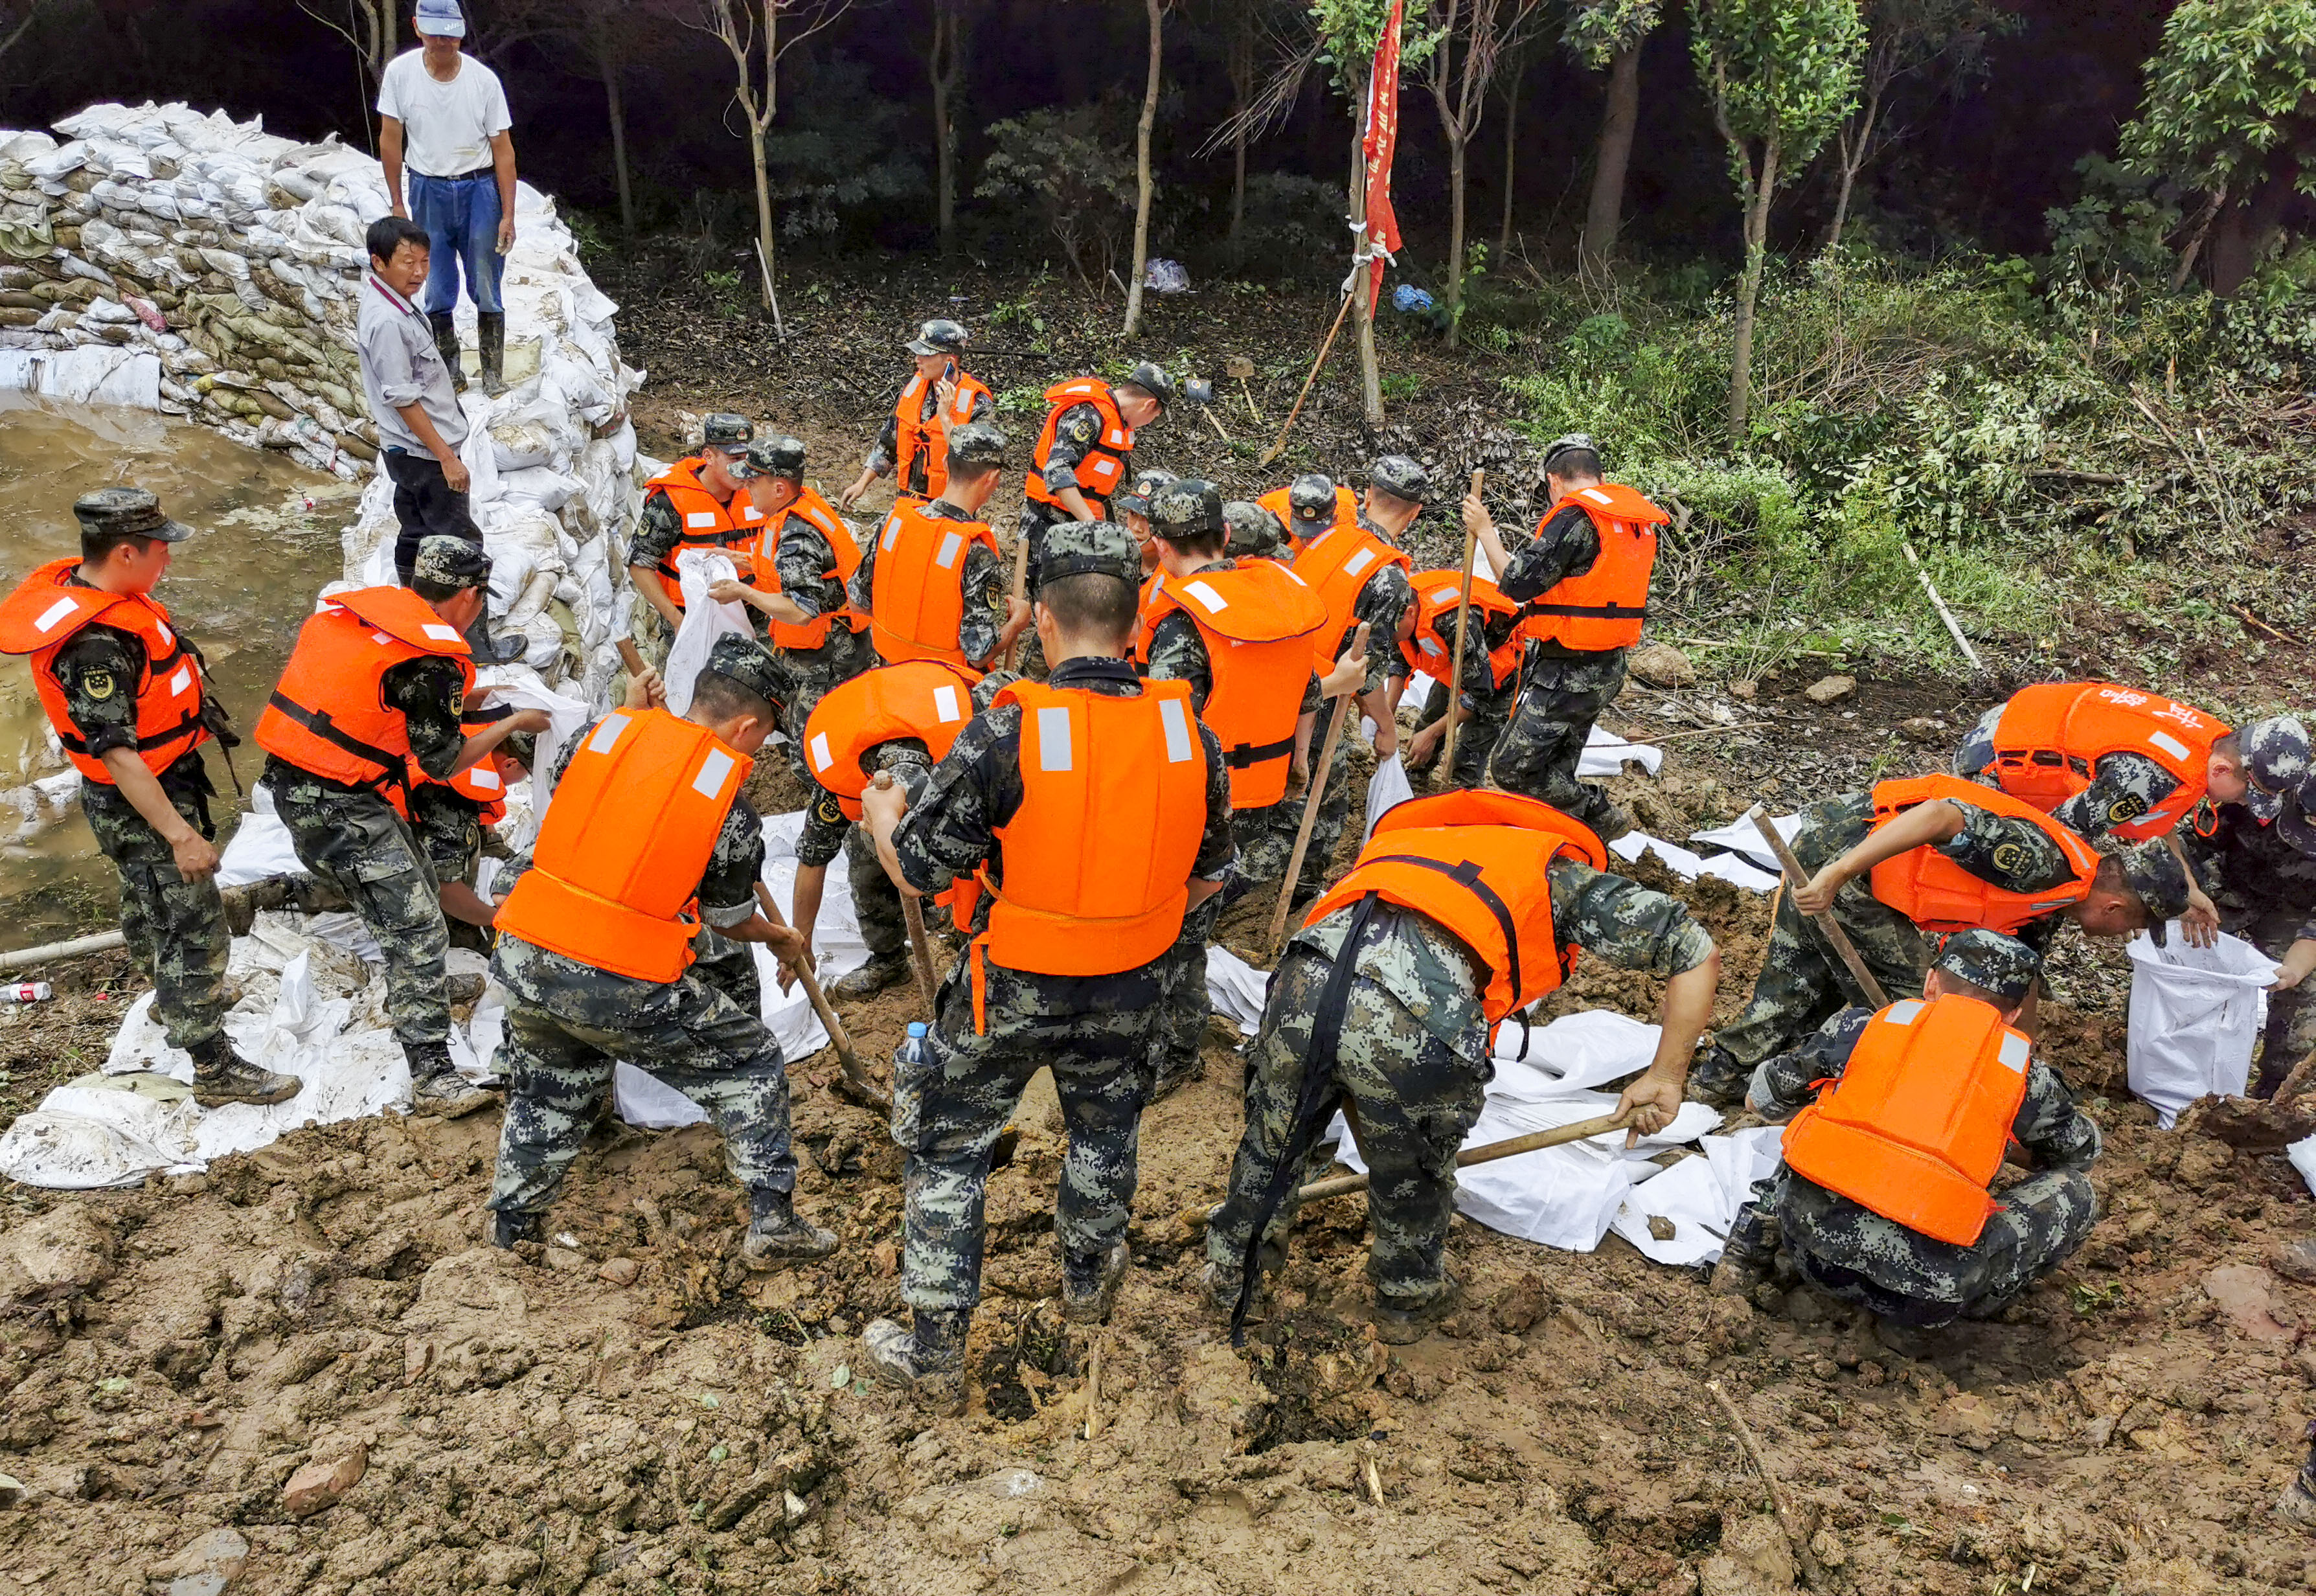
left=487, top=1208, right=541, bottom=1250
left=477, top=310, right=506, bottom=396
left=1372, top=1274, right=1463, bottom=1346
left=863, top=1308, right=969, bottom=1414
left=1061, top=1239, right=1129, bottom=1324
left=188, top=1036, right=302, bottom=1107
left=741, top=1188, right=838, bottom=1267
left=427, top=310, right=466, bottom=392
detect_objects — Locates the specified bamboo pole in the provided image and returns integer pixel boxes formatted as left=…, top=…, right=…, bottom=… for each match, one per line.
left=1440, top=468, right=1484, bottom=779
left=1743, top=805, right=1889, bottom=1009
left=752, top=882, right=891, bottom=1114
left=1266, top=693, right=1352, bottom=961
left=1257, top=293, right=1354, bottom=468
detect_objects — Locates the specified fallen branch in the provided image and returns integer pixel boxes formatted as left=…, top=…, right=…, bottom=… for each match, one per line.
left=1707, top=1378, right=1828, bottom=1590
left=1897, top=536, right=1982, bottom=672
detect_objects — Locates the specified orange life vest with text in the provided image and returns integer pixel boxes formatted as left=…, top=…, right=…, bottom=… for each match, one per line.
left=1782, top=994, right=2033, bottom=1246
left=1304, top=790, right=1604, bottom=1023
left=645, top=457, right=764, bottom=610
left=1259, top=484, right=1360, bottom=551
left=1516, top=483, right=1666, bottom=652
left=894, top=367, right=993, bottom=499
left=803, top=660, right=981, bottom=822
left=1988, top=682, right=2227, bottom=841
left=867, top=499, right=1001, bottom=668
left=1290, top=519, right=1411, bottom=674
left=1142, top=561, right=1327, bottom=808
left=744, top=484, right=867, bottom=652
left=492, top=707, right=752, bottom=983
left=255, top=586, right=475, bottom=816
left=1868, top=774, right=2102, bottom=935
left=1400, top=567, right=1524, bottom=689
left=1026, top=378, right=1134, bottom=512
left=0, top=556, right=210, bottom=784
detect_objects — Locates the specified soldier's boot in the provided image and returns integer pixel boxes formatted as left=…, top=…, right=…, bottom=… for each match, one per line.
left=1588, top=799, right=1634, bottom=843
left=427, top=310, right=467, bottom=393
left=830, top=951, right=913, bottom=1001
left=1060, top=1239, right=1129, bottom=1325
left=2277, top=1422, right=2316, bottom=1529
left=1709, top=1202, right=1780, bottom=1301
left=1148, top=1050, right=1203, bottom=1104
left=1372, top=1273, right=1462, bottom=1346
left=188, top=1036, right=302, bottom=1108
left=1871, top=1316, right=1936, bottom=1361
left=477, top=310, right=506, bottom=397
left=405, top=1042, right=495, bottom=1119
left=863, top=1309, right=968, bottom=1415
left=741, top=1188, right=837, bottom=1268
left=1200, top=1235, right=1287, bottom=1316
left=461, top=605, right=526, bottom=667
left=487, top=1207, right=543, bottom=1251
left=1686, top=1042, right=1750, bottom=1109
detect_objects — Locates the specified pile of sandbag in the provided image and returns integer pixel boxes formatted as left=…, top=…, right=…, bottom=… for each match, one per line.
left=0, top=101, right=645, bottom=700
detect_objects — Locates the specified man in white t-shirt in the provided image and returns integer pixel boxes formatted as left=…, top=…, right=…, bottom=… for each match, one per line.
left=377, top=0, right=517, bottom=394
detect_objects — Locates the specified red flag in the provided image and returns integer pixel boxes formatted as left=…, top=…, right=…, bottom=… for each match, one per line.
left=1359, top=0, right=1405, bottom=316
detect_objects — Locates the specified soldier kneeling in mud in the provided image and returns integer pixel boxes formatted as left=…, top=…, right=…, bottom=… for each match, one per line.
left=1712, top=931, right=2100, bottom=1354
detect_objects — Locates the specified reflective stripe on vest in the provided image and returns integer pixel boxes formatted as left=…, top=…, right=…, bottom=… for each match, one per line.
left=1144, top=560, right=1328, bottom=809
left=1400, top=566, right=1523, bottom=688
left=802, top=659, right=981, bottom=821
left=1988, top=681, right=2228, bottom=841
left=1783, top=994, right=2032, bottom=1246
left=1517, top=483, right=1666, bottom=652
left=1026, top=379, right=1133, bottom=509
left=744, top=485, right=868, bottom=652
left=867, top=500, right=1001, bottom=668
left=1290, top=522, right=1411, bottom=674
left=646, top=458, right=764, bottom=609
left=492, top=707, right=751, bottom=983
left=411, top=702, right=515, bottom=825
left=894, top=368, right=992, bottom=498
left=1302, top=790, right=1606, bottom=1021
left=0, top=556, right=210, bottom=784
left=1867, top=773, right=2103, bottom=935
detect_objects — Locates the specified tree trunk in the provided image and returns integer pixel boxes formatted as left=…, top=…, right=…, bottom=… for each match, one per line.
left=2208, top=149, right=2302, bottom=298
left=1227, top=6, right=1251, bottom=264
left=1580, top=41, right=1640, bottom=276
left=1121, top=0, right=1162, bottom=336
left=600, top=50, right=635, bottom=235
left=1497, top=61, right=1521, bottom=257
left=1822, top=82, right=1880, bottom=254
left=929, top=3, right=958, bottom=256
left=752, top=0, right=778, bottom=308
left=1350, top=89, right=1384, bottom=428
left=1727, top=139, right=1778, bottom=438
left=1444, top=131, right=1468, bottom=348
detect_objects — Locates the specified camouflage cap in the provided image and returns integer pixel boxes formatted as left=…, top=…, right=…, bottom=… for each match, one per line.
left=734, top=434, right=807, bottom=481
left=1120, top=361, right=1176, bottom=409
left=1038, top=519, right=1141, bottom=587
left=73, top=485, right=192, bottom=543
left=703, top=634, right=784, bottom=705
left=1286, top=473, right=1338, bottom=525
left=1222, top=499, right=1285, bottom=559
left=2240, top=714, right=2310, bottom=823
left=1150, top=478, right=1225, bottom=540
left=1931, top=929, right=2040, bottom=1005
left=1368, top=454, right=1433, bottom=505
left=2114, top=838, right=2192, bottom=946
left=412, top=534, right=492, bottom=591
left=700, top=413, right=754, bottom=451
left=907, top=318, right=969, bottom=357
left=944, top=421, right=1006, bottom=470
left=1112, top=466, right=1177, bottom=519
left=1541, top=433, right=1600, bottom=477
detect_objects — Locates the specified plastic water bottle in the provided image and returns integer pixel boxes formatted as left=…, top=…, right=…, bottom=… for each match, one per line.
left=1, top=983, right=52, bottom=1004
left=894, top=1020, right=931, bottom=1077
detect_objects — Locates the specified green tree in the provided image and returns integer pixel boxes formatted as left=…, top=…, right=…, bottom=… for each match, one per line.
left=1421, top=0, right=1543, bottom=347
left=1822, top=0, right=2014, bottom=253
left=977, top=104, right=1139, bottom=286
left=1689, top=0, right=1865, bottom=435
left=1122, top=0, right=1170, bottom=336
left=2120, top=0, right=2316, bottom=299
left=1563, top=0, right=1661, bottom=275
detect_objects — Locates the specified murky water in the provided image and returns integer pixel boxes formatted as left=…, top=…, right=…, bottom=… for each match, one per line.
left=0, top=394, right=353, bottom=944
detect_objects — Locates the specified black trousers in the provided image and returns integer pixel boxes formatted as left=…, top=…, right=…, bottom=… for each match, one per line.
left=385, top=448, right=484, bottom=584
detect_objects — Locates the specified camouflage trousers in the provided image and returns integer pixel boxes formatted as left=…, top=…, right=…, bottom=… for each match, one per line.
left=1694, top=797, right=1933, bottom=1100
left=845, top=823, right=910, bottom=962
left=1267, top=713, right=1354, bottom=900
left=486, top=934, right=797, bottom=1216
left=269, top=777, right=450, bottom=1051
left=1413, top=678, right=1512, bottom=791
left=82, top=782, right=230, bottom=1055
left=1230, top=798, right=1295, bottom=890
left=1205, top=940, right=1486, bottom=1303
left=1152, top=894, right=1223, bottom=1082
left=894, top=953, right=1161, bottom=1314
left=2223, top=906, right=2316, bottom=1095
left=407, top=785, right=484, bottom=890
left=1771, top=1165, right=2098, bottom=1329
left=1487, top=648, right=1628, bottom=834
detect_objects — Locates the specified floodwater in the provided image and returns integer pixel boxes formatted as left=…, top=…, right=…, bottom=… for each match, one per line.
left=0, top=394, right=354, bottom=944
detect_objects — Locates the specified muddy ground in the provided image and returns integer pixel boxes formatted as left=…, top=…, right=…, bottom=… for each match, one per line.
left=3, top=269, right=2314, bottom=1594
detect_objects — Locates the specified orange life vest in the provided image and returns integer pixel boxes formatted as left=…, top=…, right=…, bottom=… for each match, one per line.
left=1290, top=519, right=1411, bottom=674
left=1258, top=484, right=1360, bottom=551
left=1988, top=682, right=2228, bottom=841
left=644, top=457, right=765, bottom=610
left=1782, top=994, right=2033, bottom=1246
left=867, top=499, right=1003, bottom=668
left=1025, top=378, right=1134, bottom=511
left=1304, top=790, right=1604, bottom=1023
left=1400, top=567, right=1524, bottom=689
left=409, top=705, right=514, bottom=826
left=1142, top=561, right=1328, bottom=808
left=743, top=484, right=867, bottom=652
left=0, top=556, right=210, bottom=784
left=1867, top=774, right=2102, bottom=935
left=1128, top=571, right=1166, bottom=668
left=255, top=586, right=475, bottom=816
left=803, top=660, right=981, bottom=822
left=970, top=678, right=1209, bottom=1029
left=894, top=367, right=993, bottom=498
left=492, top=707, right=752, bottom=983
left=1517, top=482, right=1667, bottom=652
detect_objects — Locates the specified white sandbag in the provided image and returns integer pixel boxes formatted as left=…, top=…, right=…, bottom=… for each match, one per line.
left=2125, top=928, right=2278, bottom=1128
left=1688, top=812, right=1800, bottom=873
left=1609, top=1124, right=1786, bottom=1266
left=215, top=784, right=306, bottom=887
left=2292, top=1134, right=2316, bottom=1198
left=1364, top=757, right=1413, bottom=841
left=0, top=1075, right=204, bottom=1189
left=1580, top=724, right=1663, bottom=778
left=1205, top=944, right=1269, bottom=1036
left=1609, top=831, right=1780, bottom=893
left=663, top=550, right=752, bottom=716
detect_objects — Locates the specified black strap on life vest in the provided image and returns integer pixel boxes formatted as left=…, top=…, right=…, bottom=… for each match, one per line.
left=1222, top=733, right=1297, bottom=770
left=53, top=706, right=205, bottom=759
left=1523, top=599, right=1648, bottom=619
left=264, top=690, right=409, bottom=797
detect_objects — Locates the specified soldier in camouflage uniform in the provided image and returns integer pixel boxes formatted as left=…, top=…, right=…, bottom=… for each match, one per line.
left=1274, top=459, right=1420, bottom=905
left=486, top=635, right=837, bottom=1264
left=1403, top=583, right=1520, bottom=792
left=260, top=536, right=549, bottom=1113
left=848, top=421, right=1023, bottom=672
left=858, top=521, right=1235, bottom=1411
left=626, top=412, right=756, bottom=670
left=1203, top=803, right=1720, bottom=1344
left=1212, top=499, right=1318, bottom=887
left=1713, top=932, right=2100, bottom=1341
left=838, top=319, right=997, bottom=510
left=1690, top=785, right=2192, bottom=1104
left=2183, top=716, right=2316, bottom=1095
left=1017, top=362, right=1173, bottom=600
left=0, top=488, right=299, bottom=1106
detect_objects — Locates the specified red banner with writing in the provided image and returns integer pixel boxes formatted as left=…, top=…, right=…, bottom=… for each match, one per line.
left=1359, top=0, right=1405, bottom=315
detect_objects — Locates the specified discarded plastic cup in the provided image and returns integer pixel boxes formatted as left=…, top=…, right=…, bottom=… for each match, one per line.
left=2, top=983, right=52, bottom=1004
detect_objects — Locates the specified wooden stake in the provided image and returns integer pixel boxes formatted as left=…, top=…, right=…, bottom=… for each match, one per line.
left=1897, top=535, right=1982, bottom=672
left=1084, top=1335, right=1104, bottom=1441
left=1707, top=1379, right=1828, bottom=1589
left=752, top=882, right=891, bottom=1114
left=1258, top=292, right=1354, bottom=468
left=1743, top=805, right=1889, bottom=1009
left=1267, top=692, right=1352, bottom=961
left=1001, top=533, right=1032, bottom=672
left=868, top=771, right=944, bottom=1013
left=1441, top=468, right=1484, bottom=780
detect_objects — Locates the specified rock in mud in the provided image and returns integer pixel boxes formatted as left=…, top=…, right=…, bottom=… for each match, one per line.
left=158, top=1528, right=249, bottom=1582
left=1802, top=675, right=1856, bottom=705
left=282, top=1442, right=368, bottom=1517
left=1628, top=643, right=1697, bottom=689
left=598, top=1256, right=641, bottom=1286
left=1899, top=717, right=1946, bottom=742
left=2271, top=1238, right=2316, bottom=1285
left=1, top=1205, right=114, bottom=1308
left=2203, top=1265, right=2295, bottom=1343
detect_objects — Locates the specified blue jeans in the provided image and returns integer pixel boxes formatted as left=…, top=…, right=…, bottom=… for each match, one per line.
left=407, top=172, right=504, bottom=315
